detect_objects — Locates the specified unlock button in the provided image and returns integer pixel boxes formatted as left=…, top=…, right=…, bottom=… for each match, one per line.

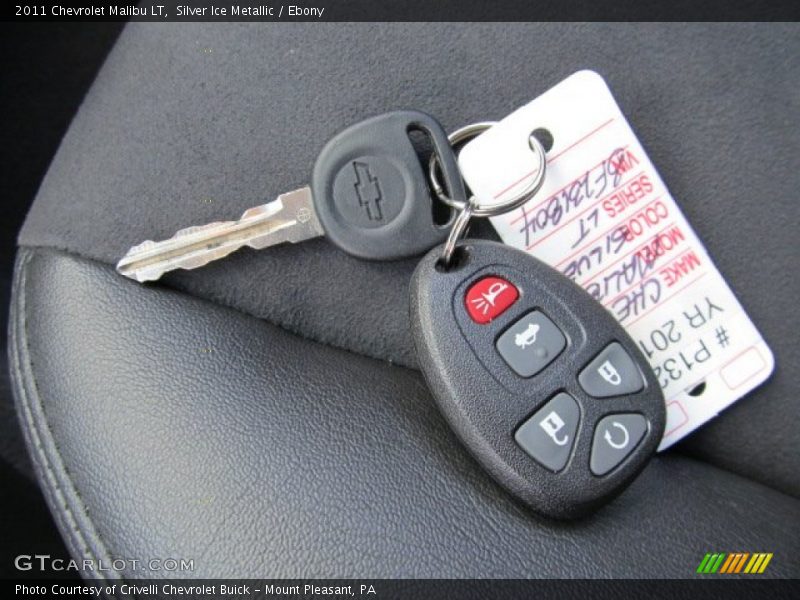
left=579, top=342, right=644, bottom=398
left=515, top=392, right=580, bottom=472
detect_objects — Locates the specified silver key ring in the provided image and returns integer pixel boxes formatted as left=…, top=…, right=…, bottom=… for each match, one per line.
left=428, top=122, right=496, bottom=211
left=435, top=122, right=548, bottom=267
left=439, top=195, right=476, bottom=267
left=429, top=122, right=547, bottom=218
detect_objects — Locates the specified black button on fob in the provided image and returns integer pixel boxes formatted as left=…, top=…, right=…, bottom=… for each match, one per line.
left=410, top=240, right=666, bottom=519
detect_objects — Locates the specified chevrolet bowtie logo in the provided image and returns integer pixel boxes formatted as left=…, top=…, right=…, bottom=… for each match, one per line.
left=352, top=161, right=383, bottom=221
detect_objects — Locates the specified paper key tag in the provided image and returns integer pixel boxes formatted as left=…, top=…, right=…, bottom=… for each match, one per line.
left=459, top=70, right=775, bottom=450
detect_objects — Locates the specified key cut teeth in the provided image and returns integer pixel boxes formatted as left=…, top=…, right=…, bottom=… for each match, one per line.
left=116, top=220, right=239, bottom=282
left=115, top=187, right=322, bottom=283
left=124, top=222, right=227, bottom=256
left=173, top=222, right=230, bottom=238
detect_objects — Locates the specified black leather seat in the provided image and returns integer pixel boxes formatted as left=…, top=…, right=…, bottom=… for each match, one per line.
left=9, top=23, right=800, bottom=578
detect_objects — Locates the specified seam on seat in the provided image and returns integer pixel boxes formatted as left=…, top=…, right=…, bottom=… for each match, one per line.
left=18, top=242, right=416, bottom=368
left=9, top=244, right=798, bottom=553
left=9, top=248, right=120, bottom=584
left=15, top=245, right=799, bottom=501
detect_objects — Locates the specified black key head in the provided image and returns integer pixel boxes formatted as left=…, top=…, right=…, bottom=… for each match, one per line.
left=312, top=111, right=464, bottom=260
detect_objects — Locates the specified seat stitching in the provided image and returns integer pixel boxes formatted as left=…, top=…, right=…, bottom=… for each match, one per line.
left=10, top=248, right=119, bottom=584
left=19, top=243, right=417, bottom=369
left=12, top=246, right=799, bottom=510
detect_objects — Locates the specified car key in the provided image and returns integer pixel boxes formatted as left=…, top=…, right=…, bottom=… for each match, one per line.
left=413, top=125, right=664, bottom=519
left=411, top=239, right=666, bottom=519
left=116, top=111, right=465, bottom=282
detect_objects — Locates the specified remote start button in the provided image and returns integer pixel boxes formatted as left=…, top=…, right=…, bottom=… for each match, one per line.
left=590, top=414, right=648, bottom=476
left=465, top=276, right=519, bottom=324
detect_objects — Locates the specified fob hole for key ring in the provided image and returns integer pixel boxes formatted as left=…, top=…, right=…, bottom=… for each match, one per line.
left=407, top=126, right=456, bottom=227
left=435, top=245, right=468, bottom=273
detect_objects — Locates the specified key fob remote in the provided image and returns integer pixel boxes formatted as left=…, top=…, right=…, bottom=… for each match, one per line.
left=411, top=240, right=666, bottom=519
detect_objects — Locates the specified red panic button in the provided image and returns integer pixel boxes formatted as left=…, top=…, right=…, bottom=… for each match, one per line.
left=465, top=276, right=519, bottom=324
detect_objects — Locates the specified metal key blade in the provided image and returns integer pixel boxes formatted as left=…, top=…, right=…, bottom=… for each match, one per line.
left=116, top=187, right=323, bottom=282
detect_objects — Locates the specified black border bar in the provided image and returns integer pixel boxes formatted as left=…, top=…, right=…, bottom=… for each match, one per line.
left=6, top=578, right=800, bottom=600
left=4, top=0, right=800, bottom=22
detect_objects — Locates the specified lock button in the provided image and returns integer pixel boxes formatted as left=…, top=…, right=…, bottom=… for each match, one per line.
left=578, top=342, right=644, bottom=398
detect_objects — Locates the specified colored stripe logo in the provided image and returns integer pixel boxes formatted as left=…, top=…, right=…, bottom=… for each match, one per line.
left=697, top=552, right=773, bottom=574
